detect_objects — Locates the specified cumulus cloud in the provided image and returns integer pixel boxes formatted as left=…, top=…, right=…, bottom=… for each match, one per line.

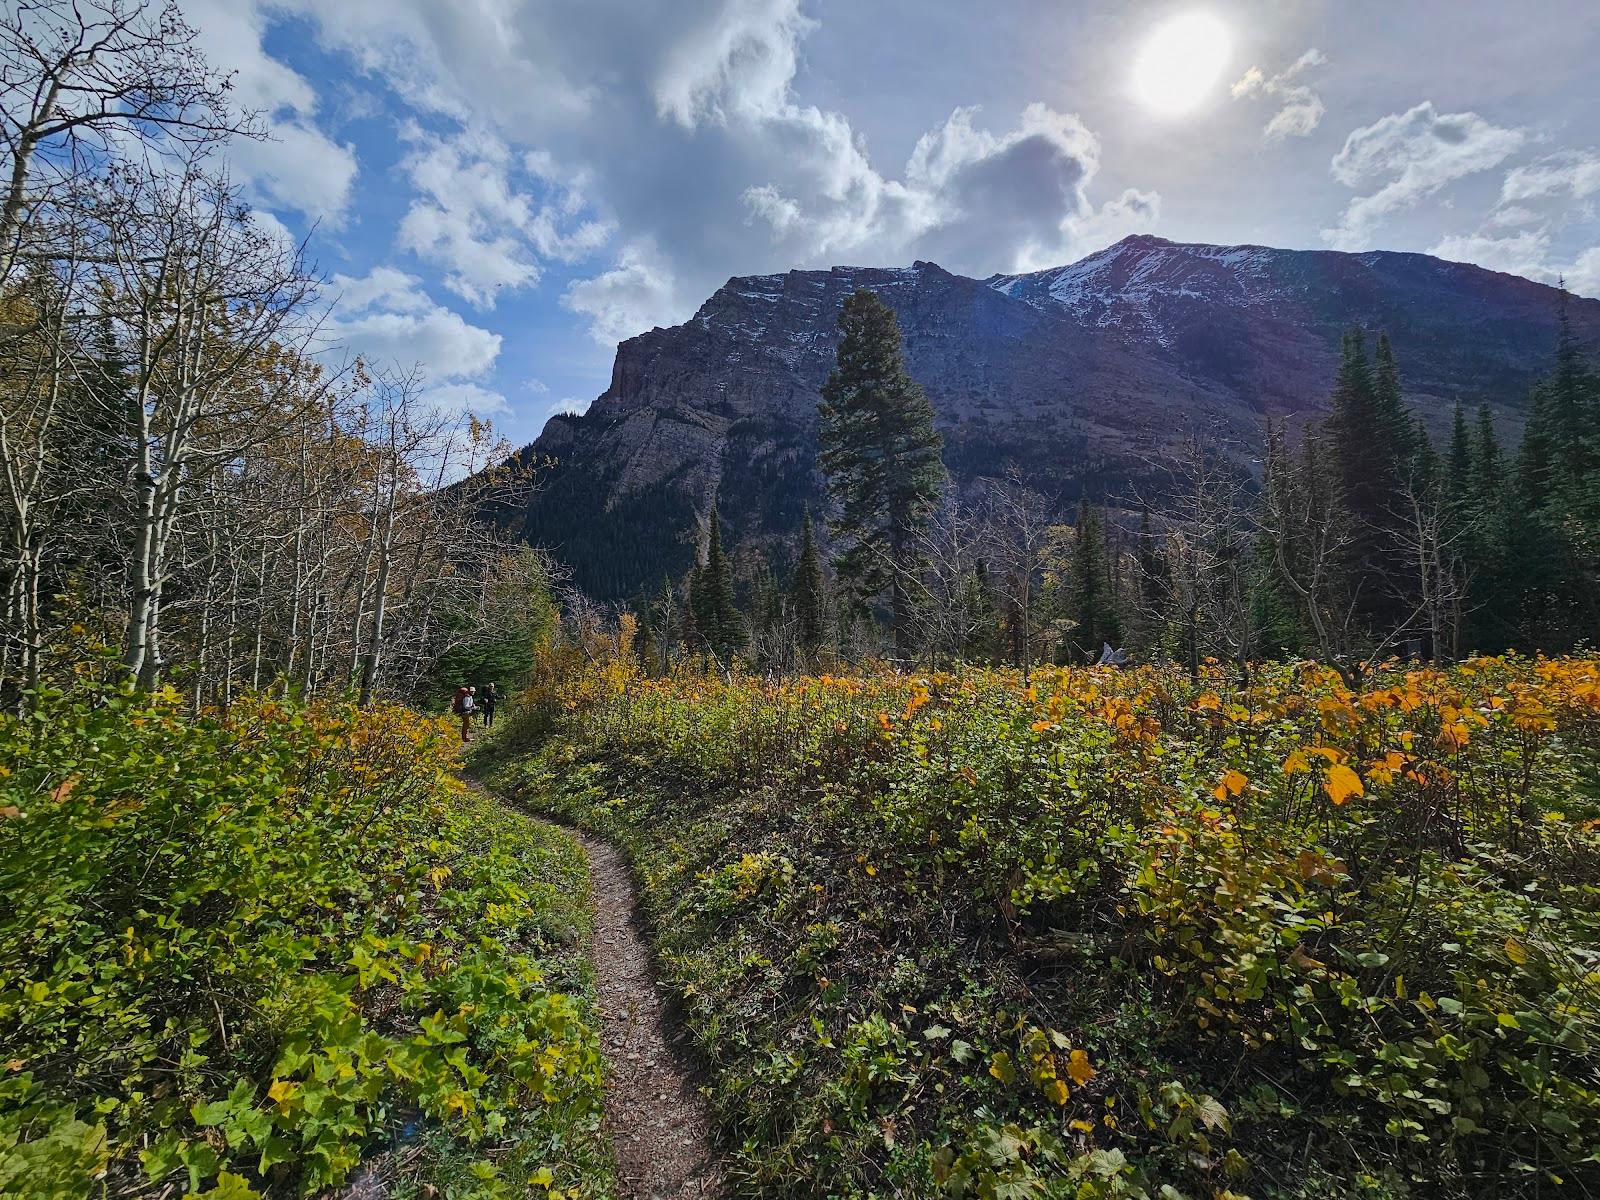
left=900, top=104, right=1157, bottom=273
left=1322, top=102, right=1525, bottom=250
left=735, top=100, right=1156, bottom=276
left=396, top=124, right=612, bottom=308
left=1425, top=221, right=1600, bottom=300
left=1490, top=204, right=1542, bottom=228
left=1231, top=49, right=1326, bottom=142
left=1428, top=229, right=1553, bottom=277
left=182, top=0, right=358, bottom=224
left=1568, top=247, right=1600, bottom=299
left=418, top=382, right=510, bottom=417
left=562, top=241, right=684, bottom=346
left=323, top=267, right=503, bottom=383
left=1500, top=150, right=1600, bottom=205
left=655, top=0, right=814, bottom=127
left=227, top=0, right=1162, bottom=346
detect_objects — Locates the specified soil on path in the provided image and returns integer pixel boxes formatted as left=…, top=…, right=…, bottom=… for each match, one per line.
left=575, top=828, right=723, bottom=1199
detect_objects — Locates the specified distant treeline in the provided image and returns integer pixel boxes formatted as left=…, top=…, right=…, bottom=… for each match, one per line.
left=626, top=288, right=1599, bottom=680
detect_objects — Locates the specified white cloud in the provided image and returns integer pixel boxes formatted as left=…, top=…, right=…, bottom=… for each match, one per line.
left=1568, top=247, right=1600, bottom=299
left=900, top=104, right=1157, bottom=272
left=655, top=0, right=814, bottom=127
left=562, top=241, right=684, bottom=345
left=648, top=2, right=1148, bottom=276
left=396, top=124, right=612, bottom=308
left=1231, top=49, right=1326, bottom=142
left=1323, top=102, right=1525, bottom=249
left=419, top=382, right=510, bottom=417
left=1425, top=222, right=1600, bottom=300
left=1490, top=204, right=1542, bottom=228
left=324, top=267, right=502, bottom=381
left=1428, top=229, right=1553, bottom=277
left=229, top=0, right=1163, bottom=345
left=228, top=121, right=359, bottom=225
left=1501, top=150, right=1600, bottom=205
left=182, top=0, right=358, bottom=224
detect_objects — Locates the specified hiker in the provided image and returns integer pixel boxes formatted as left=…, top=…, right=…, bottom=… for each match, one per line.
left=452, top=684, right=476, bottom=743
left=480, top=683, right=498, bottom=728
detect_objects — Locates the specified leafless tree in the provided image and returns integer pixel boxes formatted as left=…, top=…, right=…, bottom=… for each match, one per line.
left=1, top=0, right=257, bottom=298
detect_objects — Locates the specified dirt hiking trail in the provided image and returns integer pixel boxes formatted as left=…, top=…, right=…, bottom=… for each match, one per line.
left=576, top=828, right=723, bottom=1199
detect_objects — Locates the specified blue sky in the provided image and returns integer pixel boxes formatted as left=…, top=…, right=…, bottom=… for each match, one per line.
left=188, top=0, right=1600, bottom=449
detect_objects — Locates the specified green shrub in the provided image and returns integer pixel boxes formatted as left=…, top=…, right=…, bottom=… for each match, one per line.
left=0, top=682, right=609, bottom=1198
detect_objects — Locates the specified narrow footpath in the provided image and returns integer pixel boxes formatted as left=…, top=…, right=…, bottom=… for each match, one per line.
left=575, top=828, right=723, bottom=1199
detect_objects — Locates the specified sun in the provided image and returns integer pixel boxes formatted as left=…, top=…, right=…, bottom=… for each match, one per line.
left=1132, top=11, right=1232, bottom=117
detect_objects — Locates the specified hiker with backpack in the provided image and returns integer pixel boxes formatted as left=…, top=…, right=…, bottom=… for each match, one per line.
left=480, top=683, right=498, bottom=728
left=451, top=684, right=476, bottom=743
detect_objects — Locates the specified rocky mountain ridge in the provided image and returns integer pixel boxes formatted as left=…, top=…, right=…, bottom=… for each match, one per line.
left=516, top=236, right=1600, bottom=600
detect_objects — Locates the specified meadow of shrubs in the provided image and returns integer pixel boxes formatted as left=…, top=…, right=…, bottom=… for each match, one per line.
left=0, top=676, right=610, bottom=1199
left=494, top=647, right=1600, bottom=1199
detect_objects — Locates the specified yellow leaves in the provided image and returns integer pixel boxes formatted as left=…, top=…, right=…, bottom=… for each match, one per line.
left=1042, top=1076, right=1069, bottom=1105
left=1282, top=750, right=1310, bottom=775
left=1212, top=770, right=1247, bottom=801
left=1030, top=720, right=1054, bottom=734
left=1323, top=764, right=1364, bottom=806
left=1193, top=692, right=1222, bottom=712
left=1365, top=750, right=1410, bottom=786
left=267, top=1079, right=299, bottom=1113
left=988, top=1050, right=1016, bottom=1084
left=1504, top=937, right=1529, bottom=966
left=875, top=711, right=891, bottom=731
left=1066, top=1048, right=1095, bottom=1086
left=428, top=865, right=453, bottom=892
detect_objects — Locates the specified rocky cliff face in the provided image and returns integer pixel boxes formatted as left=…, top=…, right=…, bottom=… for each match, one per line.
left=517, top=235, right=1600, bottom=600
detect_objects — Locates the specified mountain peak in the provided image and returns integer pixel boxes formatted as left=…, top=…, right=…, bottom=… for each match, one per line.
left=524, top=238, right=1600, bottom=600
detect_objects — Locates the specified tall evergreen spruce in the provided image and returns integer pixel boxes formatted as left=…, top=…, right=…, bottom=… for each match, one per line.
left=788, top=511, right=828, bottom=665
left=1474, top=405, right=1503, bottom=499
left=1068, top=500, right=1121, bottom=662
left=817, top=289, right=944, bottom=659
left=1324, top=328, right=1413, bottom=629
left=1447, top=401, right=1472, bottom=507
left=691, top=509, right=741, bottom=665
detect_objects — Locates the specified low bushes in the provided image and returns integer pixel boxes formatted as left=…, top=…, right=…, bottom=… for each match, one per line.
left=0, top=681, right=609, bottom=1199
left=496, top=655, right=1600, bottom=1198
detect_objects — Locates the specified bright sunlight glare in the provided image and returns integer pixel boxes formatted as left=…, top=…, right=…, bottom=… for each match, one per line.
left=1131, top=10, right=1232, bottom=117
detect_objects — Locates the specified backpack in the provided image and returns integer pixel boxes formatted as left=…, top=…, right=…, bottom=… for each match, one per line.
left=452, top=687, right=469, bottom=715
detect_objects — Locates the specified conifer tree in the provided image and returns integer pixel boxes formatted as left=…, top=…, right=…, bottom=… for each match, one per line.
left=1324, top=328, right=1413, bottom=630
left=1068, top=500, right=1121, bottom=661
left=788, top=511, right=828, bottom=666
left=818, top=289, right=944, bottom=659
left=1472, top=404, right=1504, bottom=503
left=1447, top=401, right=1472, bottom=507
left=691, top=509, right=741, bottom=665
left=1374, top=333, right=1418, bottom=461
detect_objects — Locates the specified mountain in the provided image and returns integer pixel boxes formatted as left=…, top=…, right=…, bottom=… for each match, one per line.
left=516, top=235, right=1600, bottom=601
